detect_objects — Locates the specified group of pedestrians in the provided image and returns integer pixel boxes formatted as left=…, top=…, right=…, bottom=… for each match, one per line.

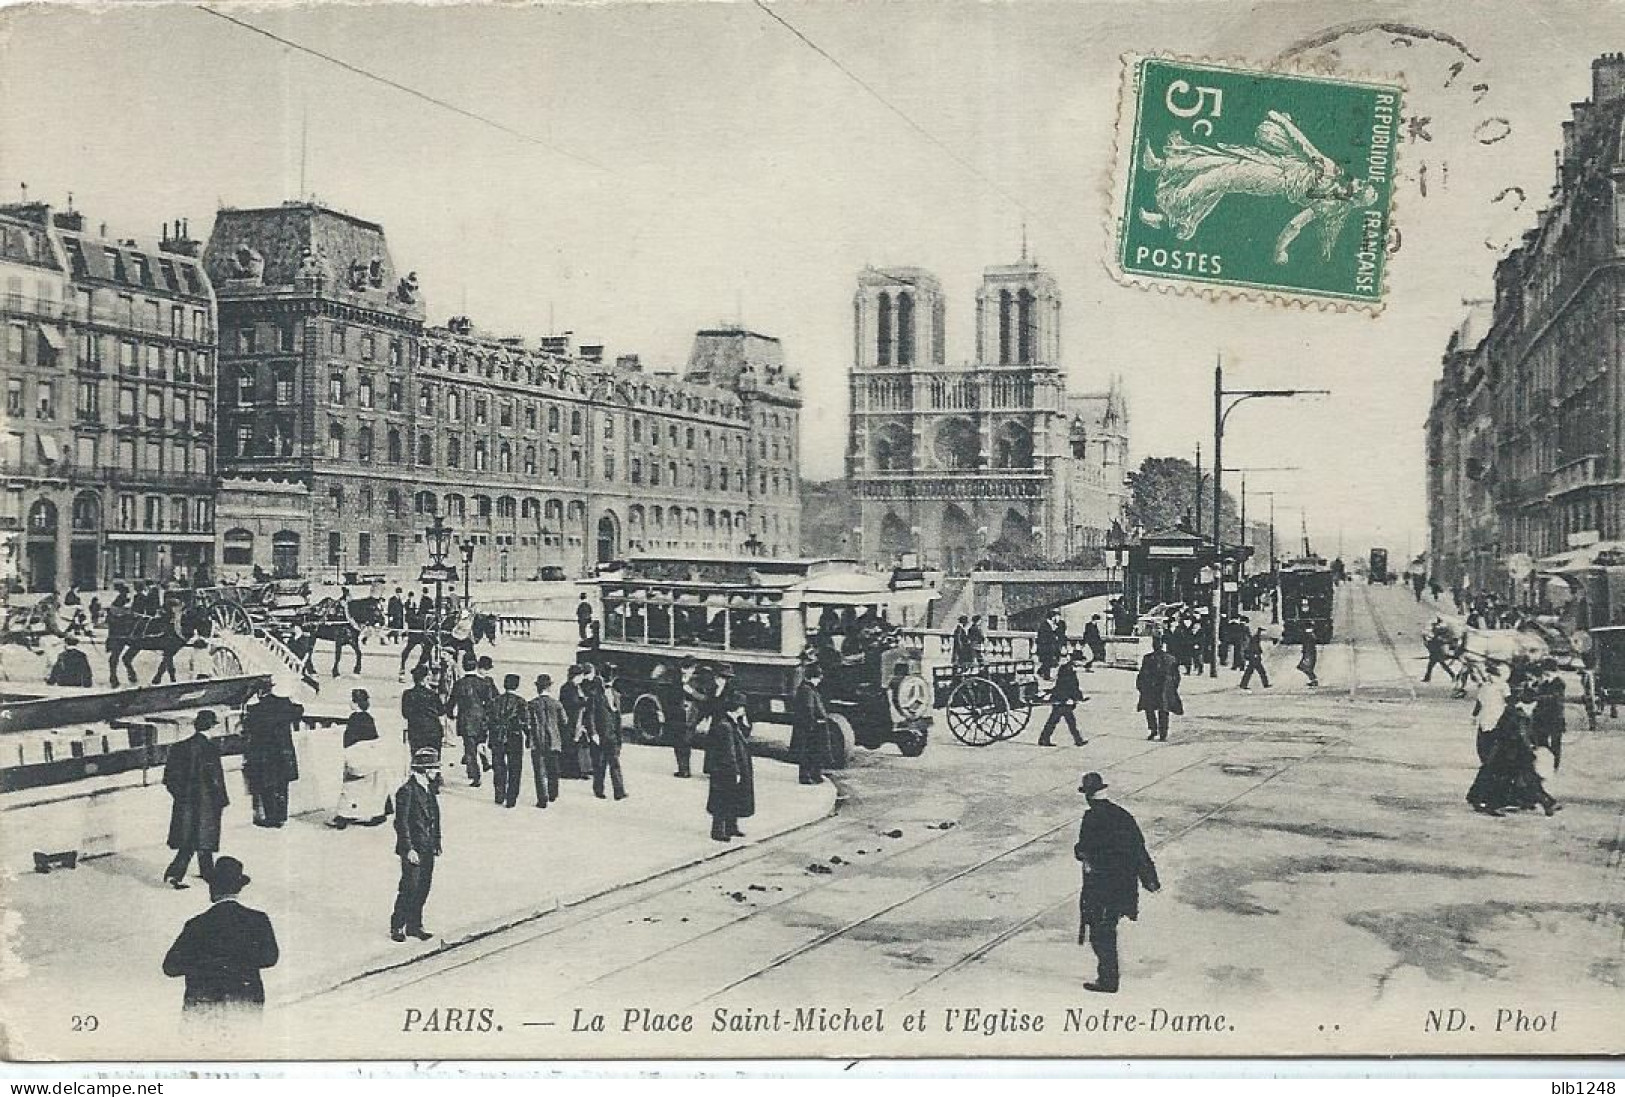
left=1466, top=660, right=1564, bottom=818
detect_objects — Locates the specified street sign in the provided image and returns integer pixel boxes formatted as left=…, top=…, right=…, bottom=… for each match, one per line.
left=1222, top=581, right=1239, bottom=593
left=418, top=564, right=459, bottom=584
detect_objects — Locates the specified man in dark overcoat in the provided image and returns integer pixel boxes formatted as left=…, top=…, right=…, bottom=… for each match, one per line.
left=400, top=664, right=445, bottom=756
left=486, top=673, right=535, bottom=809
left=162, top=709, right=229, bottom=888
left=1037, top=651, right=1088, bottom=746
left=390, top=748, right=443, bottom=942
left=703, top=676, right=755, bottom=842
left=527, top=673, right=565, bottom=807
left=585, top=665, right=627, bottom=800
left=1073, top=771, right=1160, bottom=994
left=558, top=664, right=592, bottom=780
left=1035, top=613, right=1060, bottom=679
left=1239, top=627, right=1271, bottom=689
left=241, top=681, right=302, bottom=827
left=1082, top=614, right=1107, bottom=671
left=47, top=635, right=94, bottom=687
left=790, top=663, right=832, bottom=785
left=162, top=856, right=279, bottom=1015
left=447, top=655, right=497, bottom=788
left=1136, top=635, right=1183, bottom=742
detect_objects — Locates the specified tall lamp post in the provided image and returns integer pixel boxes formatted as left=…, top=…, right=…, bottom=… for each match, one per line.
left=459, top=540, right=475, bottom=603
left=1212, top=358, right=1328, bottom=675
left=421, top=514, right=456, bottom=660
left=1223, top=466, right=1300, bottom=563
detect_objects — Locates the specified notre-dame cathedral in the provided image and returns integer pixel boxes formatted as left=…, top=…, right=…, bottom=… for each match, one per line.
left=847, top=257, right=1128, bottom=573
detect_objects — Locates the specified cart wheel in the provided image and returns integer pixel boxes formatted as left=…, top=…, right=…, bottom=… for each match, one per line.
left=631, top=694, right=665, bottom=745
left=209, top=644, right=245, bottom=678
left=210, top=604, right=253, bottom=637
left=998, top=698, right=1033, bottom=741
left=946, top=675, right=1011, bottom=747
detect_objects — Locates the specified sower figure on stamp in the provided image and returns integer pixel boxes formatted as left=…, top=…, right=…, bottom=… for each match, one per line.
left=1037, top=650, right=1089, bottom=747
left=162, top=709, right=228, bottom=889
left=162, top=856, right=279, bottom=1020
left=390, top=747, right=443, bottom=942
left=1074, top=771, right=1160, bottom=994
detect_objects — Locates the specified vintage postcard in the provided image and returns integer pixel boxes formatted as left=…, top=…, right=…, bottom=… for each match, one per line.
left=0, top=0, right=1622, bottom=1068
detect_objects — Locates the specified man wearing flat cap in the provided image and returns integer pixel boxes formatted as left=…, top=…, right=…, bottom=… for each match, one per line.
left=162, top=709, right=229, bottom=888
left=390, top=747, right=443, bottom=942
left=1073, top=771, right=1160, bottom=994
left=162, top=855, right=279, bottom=1015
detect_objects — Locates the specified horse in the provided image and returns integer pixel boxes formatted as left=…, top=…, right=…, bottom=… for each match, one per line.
left=0, top=593, right=66, bottom=651
left=105, top=601, right=203, bottom=687
left=297, top=596, right=382, bottom=678
left=396, top=605, right=478, bottom=678
left=1427, top=615, right=1551, bottom=697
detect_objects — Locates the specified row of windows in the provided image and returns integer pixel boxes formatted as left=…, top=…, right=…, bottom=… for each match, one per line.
left=112, top=493, right=212, bottom=533
left=58, top=275, right=210, bottom=339
left=417, top=342, right=746, bottom=422
left=3, top=318, right=215, bottom=383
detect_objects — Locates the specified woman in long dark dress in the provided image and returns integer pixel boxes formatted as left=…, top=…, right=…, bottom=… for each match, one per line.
left=1467, top=701, right=1557, bottom=817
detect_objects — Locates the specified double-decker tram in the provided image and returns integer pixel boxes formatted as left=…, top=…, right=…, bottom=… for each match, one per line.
left=581, top=556, right=937, bottom=766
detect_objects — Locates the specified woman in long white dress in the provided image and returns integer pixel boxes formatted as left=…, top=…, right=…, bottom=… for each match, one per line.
left=331, top=688, right=389, bottom=827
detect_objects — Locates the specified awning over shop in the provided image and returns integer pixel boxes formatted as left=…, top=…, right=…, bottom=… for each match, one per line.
left=37, top=324, right=65, bottom=351
left=1536, top=540, right=1625, bottom=574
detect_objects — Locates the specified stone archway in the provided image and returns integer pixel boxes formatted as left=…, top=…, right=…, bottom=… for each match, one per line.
left=940, top=504, right=977, bottom=575
left=879, top=511, right=912, bottom=562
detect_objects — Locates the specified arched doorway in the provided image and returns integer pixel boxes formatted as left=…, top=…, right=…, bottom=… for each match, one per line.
left=26, top=499, right=59, bottom=593
left=596, top=512, right=620, bottom=564
left=940, top=504, right=977, bottom=575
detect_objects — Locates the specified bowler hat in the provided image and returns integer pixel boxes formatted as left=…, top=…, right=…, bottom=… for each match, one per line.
left=209, top=856, right=251, bottom=896
left=715, top=663, right=735, bottom=678
left=1078, top=771, right=1108, bottom=795
left=411, top=747, right=440, bottom=769
left=194, top=709, right=219, bottom=732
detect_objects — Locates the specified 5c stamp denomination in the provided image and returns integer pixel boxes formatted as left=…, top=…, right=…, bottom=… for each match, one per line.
left=1112, top=56, right=1403, bottom=308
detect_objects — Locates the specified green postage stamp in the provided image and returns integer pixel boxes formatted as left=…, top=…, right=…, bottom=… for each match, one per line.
left=1112, top=56, right=1403, bottom=308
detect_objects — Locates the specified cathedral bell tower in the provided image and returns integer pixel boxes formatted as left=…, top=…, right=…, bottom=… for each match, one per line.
left=852, top=267, right=946, bottom=372
left=974, top=258, right=1060, bottom=368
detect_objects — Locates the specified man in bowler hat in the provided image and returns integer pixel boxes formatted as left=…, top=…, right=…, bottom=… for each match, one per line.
left=162, top=709, right=229, bottom=888
left=1074, top=771, right=1160, bottom=994
left=487, top=673, right=536, bottom=808
left=1037, top=650, right=1089, bottom=746
left=391, top=748, right=443, bottom=942
left=162, top=856, right=279, bottom=1015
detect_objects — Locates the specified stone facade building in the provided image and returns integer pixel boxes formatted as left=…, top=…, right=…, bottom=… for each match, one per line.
left=846, top=259, right=1128, bottom=573
left=1427, top=55, right=1625, bottom=592
left=205, top=202, right=800, bottom=584
left=1, top=203, right=215, bottom=592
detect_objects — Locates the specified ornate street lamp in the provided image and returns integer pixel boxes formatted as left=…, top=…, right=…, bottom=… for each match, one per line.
left=460, top=540, right=475, bottom=602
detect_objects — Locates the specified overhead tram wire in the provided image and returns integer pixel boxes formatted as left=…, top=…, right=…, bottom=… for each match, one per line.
left=195, top=6, right=612, bottom=176
left=751, top=0, right=1077, bottom=252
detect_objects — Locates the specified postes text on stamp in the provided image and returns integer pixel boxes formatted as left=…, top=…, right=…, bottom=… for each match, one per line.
left=1113, top=56, right=1403, bottom=307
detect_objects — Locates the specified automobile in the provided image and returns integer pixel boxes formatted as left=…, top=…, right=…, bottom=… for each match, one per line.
left=536, top=566, right=568, bottom=582
left=578, top=555, right=938, bottom=764
left=1135, top=602, right=1187, bottom=636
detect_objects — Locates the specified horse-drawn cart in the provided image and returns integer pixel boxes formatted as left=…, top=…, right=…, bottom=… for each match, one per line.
left=191, top=581, right=310, bottom=638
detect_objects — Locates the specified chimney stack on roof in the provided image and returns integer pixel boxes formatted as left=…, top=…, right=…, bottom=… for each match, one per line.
left=1594, top=52, right=1625, bottom=104
left=579, top=344, right=605, bottom=364
left=616, top=354, right=641, bottom=372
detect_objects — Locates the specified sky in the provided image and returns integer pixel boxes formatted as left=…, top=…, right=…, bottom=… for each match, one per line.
left=1, top=0, right=1615, bottom=559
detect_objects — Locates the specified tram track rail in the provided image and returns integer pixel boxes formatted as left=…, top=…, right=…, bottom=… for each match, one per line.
left=302, top=729, right=1188, bottom=1008
left=690, top=719, right=1352, bottom=1006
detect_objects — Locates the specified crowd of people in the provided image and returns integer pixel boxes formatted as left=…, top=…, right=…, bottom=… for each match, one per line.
left=1465, top=660, right=1566, bottom=818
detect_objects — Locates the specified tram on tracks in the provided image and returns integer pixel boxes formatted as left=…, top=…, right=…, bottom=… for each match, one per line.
left=578, top=556, right=938, bottom=766
left=1279, top=556, right=1335, bottom=643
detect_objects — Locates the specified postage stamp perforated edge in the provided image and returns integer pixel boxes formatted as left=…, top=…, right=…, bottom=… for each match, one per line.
left=1103, top=51, right=1407, bottom=317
